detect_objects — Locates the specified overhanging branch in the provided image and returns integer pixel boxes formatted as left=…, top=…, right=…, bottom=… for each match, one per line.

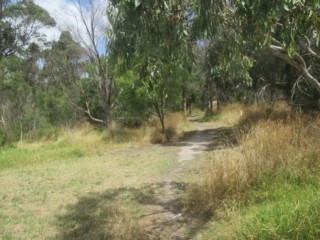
left=268, top=44, right=320, bottom=93
left=304, top=36, right=320, bottom=61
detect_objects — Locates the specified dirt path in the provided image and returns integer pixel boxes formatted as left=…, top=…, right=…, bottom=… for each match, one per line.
left=139, top=118, right=220, bottom=239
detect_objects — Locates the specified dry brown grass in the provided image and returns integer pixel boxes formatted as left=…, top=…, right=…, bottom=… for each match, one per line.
left=150, top=112, right=187, bottom=144
left=60, top=122, right=152, bottom=150
left=219, top=103, right=245, bottom=126
left=111, top=213, right=147, bottom=240
left=186, top=104, right=320, bottom=216
left=237, top=101, right=293, bottom=128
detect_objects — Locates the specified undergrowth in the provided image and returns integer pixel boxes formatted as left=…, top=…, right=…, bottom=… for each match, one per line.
left=0, top=113, right=187, bottom=170
left=186, top=103, right=320, bottom=239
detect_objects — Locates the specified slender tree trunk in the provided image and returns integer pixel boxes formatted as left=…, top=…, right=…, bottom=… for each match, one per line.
left=215, top=84, right=221, bottom=112
left=205, top=81, right=213, bottom=115
left=154, top=102, right=165, bottom=132
left=160, top=115, right=165, bottom=133
left=104, top=84, right=112, bottom=127
left=153, top=97, right=165, bottom=133
left=182, top=87, right=187, bottom=115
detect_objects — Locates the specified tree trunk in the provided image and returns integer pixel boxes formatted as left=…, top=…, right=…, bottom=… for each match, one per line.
left=104, top=85, right=112, bottom=127
left=216, top=84, right=221, bottom=112
left=153, top=98, right=165, bottom=133
left=205, top=81, right=213, bottom=115
left=182, top=87, right=187, bottom=115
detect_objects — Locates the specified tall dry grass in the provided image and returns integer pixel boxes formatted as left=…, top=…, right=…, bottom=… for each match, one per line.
left=60, top=122, right=154, bottom=146
left=150, top=112, right=187, bottom=143
left=237, top=101, right=294, bottom=128
left=18, top=113, right=188, bottom=157
left=186, top=104, right=320, bottom=215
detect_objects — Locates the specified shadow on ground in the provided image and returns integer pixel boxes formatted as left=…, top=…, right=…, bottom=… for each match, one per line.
left=164, top=127, right=236, bottom=151
left=53, top=183, right=209, bottom=240
left=53, top=187, right=152, bottom=240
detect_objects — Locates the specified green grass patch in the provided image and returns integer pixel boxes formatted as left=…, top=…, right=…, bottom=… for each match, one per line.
left=237, top=173, right=320, bottom=240
left=195, top=172, right=320, bottom=240
left=0, top=141, right=85, bottom=170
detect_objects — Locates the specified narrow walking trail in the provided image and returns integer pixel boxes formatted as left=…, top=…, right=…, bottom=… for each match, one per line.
left=139, top=118, right=221, bottom=239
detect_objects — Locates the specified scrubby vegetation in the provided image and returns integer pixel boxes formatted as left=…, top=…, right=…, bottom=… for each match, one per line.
left=0, top=114, right=188, bottom=172
left=186, top=104, right=320, bottom=239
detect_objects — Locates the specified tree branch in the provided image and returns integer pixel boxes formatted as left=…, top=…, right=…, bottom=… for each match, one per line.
left=84, top=101, right=105, bottom=123
left=268, top=44, right=320, bottom=93
left=304, top=36, right=320, bottom=61
left=70, top=101, right=105, bottom=124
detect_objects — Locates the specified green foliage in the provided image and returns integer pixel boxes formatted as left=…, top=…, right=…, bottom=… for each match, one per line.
left=192, top=0, right=226, bottom=38
left=0, top=0, right=56, bottom=58
left=237, top=173, right=320, bottom=240
left=108, top=0, right=194, bottom=129
left=235, top=0, right=320, bottom=51
left=43, top=31, right=84, bottom=88
left=114, top=71, right=152, bottom=126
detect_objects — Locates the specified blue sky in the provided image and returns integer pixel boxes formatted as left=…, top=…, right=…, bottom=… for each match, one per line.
left=34, top=0, right=109, bottom=55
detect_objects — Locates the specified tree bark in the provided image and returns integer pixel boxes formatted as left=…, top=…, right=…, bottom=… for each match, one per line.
left=205, top=80, right=214, bottom=115
left=153, top=99, right=165, bottom=132
left=104, top=84, right=112, bottom=127
left=182, top=87, right=187, bottom=115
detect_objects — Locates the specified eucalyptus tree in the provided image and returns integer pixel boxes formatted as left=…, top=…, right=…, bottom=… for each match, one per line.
left=193, top=0, right=320, bottom=107
left=108, top=0, right=194, bottom=131
left=235, top=0, right=320, bottom=95
left=0, top=0, right=55, bottom=59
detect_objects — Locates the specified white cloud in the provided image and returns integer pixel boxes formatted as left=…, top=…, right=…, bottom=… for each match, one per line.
left=34, top=0, right=67, bottom=41
left=34, top=0, right=109, bottom=55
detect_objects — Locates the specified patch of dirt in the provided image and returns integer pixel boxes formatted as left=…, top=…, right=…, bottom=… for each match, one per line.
left=139, top=118, right=221, bottom=239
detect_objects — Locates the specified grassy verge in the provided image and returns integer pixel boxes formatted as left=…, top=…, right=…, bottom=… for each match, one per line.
left=0, top=118, right=187, bottom=239
left=0, top=113, right=188, bottom=171
left=186, top=103, right=320, bottom=239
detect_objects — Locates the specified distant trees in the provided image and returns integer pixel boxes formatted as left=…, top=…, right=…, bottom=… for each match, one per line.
left=0, top=0, right=57, bottom=143
left=0, top=0, right=55, bottom=59
left=65, top=0, right=114, bottom=127
left=41, top=31, right=84, bottom=125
